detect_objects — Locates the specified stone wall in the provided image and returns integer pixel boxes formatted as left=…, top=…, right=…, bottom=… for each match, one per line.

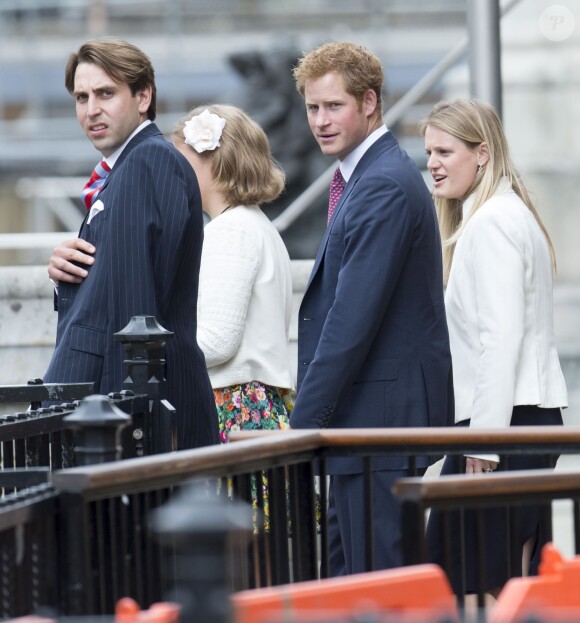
left=0, top=261, right=315, bottom=389
left=0, top=265, right=57, bottom=385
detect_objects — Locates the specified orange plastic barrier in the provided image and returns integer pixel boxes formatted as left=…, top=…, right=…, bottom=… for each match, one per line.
left=490, top=543, right=580, bottom=623
left=115, top=597, right=181, bottom=623
left=0, top=598, right=180, bottom=623
left=232, top=564, right=458, bottom=623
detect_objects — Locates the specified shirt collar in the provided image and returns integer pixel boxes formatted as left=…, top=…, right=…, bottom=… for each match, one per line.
left=104, top=119, right=152, bottom=169
left=339, top=124, right=388, bottom=182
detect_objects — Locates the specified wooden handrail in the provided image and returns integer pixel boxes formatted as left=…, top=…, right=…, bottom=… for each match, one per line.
left=51, top=427, right=580, bottom=498
left=51, top=430, right=322, bottom=496
left=233, top=426, right=580, bottom=453
left=393, top=468, right=580, bottom=505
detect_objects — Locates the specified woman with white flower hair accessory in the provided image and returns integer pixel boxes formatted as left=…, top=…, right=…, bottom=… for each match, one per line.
left=173, top=104, right=294, bottom=443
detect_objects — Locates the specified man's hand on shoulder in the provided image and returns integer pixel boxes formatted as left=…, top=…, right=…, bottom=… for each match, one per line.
left=48, top=238, right=95, bottom=284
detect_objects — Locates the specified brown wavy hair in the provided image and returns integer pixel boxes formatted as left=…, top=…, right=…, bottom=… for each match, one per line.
left=173, top=104, right=285, bottom=207
left=65, top=38, right=157, bottom=121
left=293, top=41, right=384, bottom=114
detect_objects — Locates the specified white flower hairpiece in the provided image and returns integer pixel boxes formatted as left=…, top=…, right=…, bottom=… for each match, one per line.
left=183, top=109, right=226, bottom=153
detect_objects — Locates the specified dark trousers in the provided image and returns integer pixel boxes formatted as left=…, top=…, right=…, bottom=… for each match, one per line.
left=426, top=405, right=563, bottom=593
left=328, top=469, right=410, bottom=576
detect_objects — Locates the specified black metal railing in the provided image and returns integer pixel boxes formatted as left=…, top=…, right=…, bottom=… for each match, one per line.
left=0, top=379, right=93, bottom=477
left=393, top=467, right=580, bottom=613
left=0, top=484, right=60, bottom=616
left=0, top=315, right=178, bottom=489
left=48, top=429, right=580, bottom=616
left=2, top=427, right=580, bottom=620
left=0, top=314, right=184, bottom=618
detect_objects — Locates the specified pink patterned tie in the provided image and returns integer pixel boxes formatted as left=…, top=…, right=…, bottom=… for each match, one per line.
left=81, top=160, right=111, bottom=211
left=328, top=166, right=345, bottom=224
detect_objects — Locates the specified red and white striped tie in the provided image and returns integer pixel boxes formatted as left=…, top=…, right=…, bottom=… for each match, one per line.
left=81, top=160, right=111, bottom=211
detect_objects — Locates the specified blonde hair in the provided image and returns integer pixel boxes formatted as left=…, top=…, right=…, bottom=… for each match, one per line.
left=173, top=104, right=285, bottom=207
left=419, top=98, right=556, bottom=281
left=293, top=41, right=384, bottom=114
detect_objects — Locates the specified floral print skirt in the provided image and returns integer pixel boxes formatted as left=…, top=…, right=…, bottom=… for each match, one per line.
left=214, top=381, right=293, bottom=443
left=214, top=381, right=294, bottom=533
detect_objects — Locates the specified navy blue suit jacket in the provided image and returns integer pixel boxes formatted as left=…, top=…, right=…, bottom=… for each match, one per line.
left=43, top=123, right=219, bottom=449
left=290, top=132, right=454, bottom=473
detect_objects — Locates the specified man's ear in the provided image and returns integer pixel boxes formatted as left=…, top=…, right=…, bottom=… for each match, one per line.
left=137, top=85, right=153, bottom=115
left=362, top=89, right=378, bottom=117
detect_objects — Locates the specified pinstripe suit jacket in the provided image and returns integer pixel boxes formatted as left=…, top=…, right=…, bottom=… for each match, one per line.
left=43, top=123, right=219, bottom=449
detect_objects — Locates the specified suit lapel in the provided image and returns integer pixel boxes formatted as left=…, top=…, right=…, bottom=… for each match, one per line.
left=306, top=132, right=397, bottom=290
left=79, top=124, right=162, bottom=236
left=305, top=180, right=356, bottom=289
left=98, top=123, right=162, bottom=195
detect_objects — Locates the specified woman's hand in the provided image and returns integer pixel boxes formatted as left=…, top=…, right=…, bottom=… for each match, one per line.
left=466, top=457, right=498, bottom=474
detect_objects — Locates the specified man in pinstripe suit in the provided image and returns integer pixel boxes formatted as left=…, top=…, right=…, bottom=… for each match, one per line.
left=45, top=39, right=219, bottom=450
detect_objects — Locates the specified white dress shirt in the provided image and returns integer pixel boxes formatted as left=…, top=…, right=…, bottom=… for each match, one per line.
left=446, top=177, right=568, bottom=430
left=86, top=120, right=152, bottom=225
left=339, top=124, right=388, bottom=182
left=197, top=204, right=294, bottom=390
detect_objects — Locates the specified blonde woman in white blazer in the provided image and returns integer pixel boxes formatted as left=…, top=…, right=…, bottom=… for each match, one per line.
left=173, top=105, right=294, bottom=443
left=421, top=99, right=567, bottom=597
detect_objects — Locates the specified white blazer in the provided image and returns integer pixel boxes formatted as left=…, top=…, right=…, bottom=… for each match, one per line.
left=197, top=205, right=294, bottom=390
left=446, top=178, right=568, bottom=429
